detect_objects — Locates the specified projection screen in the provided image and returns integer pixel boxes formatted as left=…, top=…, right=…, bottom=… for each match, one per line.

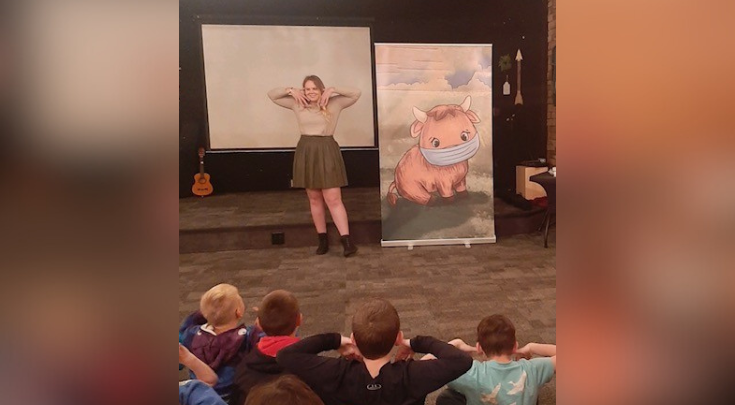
left=200, top=24, right=376, bottom=150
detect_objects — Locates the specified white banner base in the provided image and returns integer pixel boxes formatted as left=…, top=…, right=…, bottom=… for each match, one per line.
left=381, top=237, right=496, bottom=249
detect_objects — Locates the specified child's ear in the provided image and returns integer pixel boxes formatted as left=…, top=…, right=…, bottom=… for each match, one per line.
left=513, top=341, right=519, bottom=353
left=475, top=342, right=485, bottom=355
left=394, top=330, right=404, bottom=346
left=350, top=332, right=356, bottom=346
left=255, top=317, right=261, bottom=329
left=297, top=313, right=303, bottom=327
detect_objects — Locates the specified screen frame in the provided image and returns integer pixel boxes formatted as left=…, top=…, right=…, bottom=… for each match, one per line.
left=194, top=15, right=379, bottom=152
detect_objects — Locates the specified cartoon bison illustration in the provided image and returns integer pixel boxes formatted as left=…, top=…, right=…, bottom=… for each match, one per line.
left=387, top=96, right=481, bottom=206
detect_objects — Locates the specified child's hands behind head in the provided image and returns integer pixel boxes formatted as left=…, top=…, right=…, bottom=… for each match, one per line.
left=513, top=343, right=533, bottom=360
left=448, top=338, right=478, bottom=354
left=393, top=339, right=415, bottom=362
left=338, top=335, right=363, bottom=362
left=338, top=344, right=363, bottom=362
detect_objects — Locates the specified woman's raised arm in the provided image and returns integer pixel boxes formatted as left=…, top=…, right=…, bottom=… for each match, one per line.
left=268, top=87, right=306, bottom=109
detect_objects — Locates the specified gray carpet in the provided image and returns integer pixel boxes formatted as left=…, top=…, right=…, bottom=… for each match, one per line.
left=179, top=232, right=555, bottom=404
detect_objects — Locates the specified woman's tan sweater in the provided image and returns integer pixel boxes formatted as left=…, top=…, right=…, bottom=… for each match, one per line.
left=267, top=87, right=361, bottom=136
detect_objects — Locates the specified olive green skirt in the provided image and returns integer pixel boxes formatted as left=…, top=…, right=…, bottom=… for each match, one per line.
left=292, top=135, right=348, bottom=189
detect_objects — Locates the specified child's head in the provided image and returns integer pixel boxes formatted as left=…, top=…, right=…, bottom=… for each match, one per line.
left=351, top=298, right=401, bottom=360
left=199, top=283, right=245, bottom=327
left=257, top=289, right=301, bottom=336
left=245, top=374, right=324, bottom=405
left=476, top=314, right=517, bottom=356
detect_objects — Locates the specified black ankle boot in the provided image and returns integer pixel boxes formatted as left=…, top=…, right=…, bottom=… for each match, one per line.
left=316, top=233, right=329, bottom=255
left=340, top=235, right=358, bottom=257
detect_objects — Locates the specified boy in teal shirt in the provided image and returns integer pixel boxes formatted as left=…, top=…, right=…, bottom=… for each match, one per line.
left=436, top=314, right=556, bottom=405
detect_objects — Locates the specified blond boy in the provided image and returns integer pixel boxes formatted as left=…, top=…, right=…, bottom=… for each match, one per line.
left=179, top=284, right=263, bottom=401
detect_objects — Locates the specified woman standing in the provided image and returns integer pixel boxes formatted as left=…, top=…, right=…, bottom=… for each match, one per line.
left=268, top=75, right=361, bottom=257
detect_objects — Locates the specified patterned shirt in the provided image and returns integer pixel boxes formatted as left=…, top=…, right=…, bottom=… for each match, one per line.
left=447, top=359, right=554, bottom=405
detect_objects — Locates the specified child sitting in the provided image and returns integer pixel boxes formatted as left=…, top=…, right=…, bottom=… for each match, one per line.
left=179, top=284, right=262, bottom=402
left=276, top=298, right=473, bottom=405
left=231, top=290, right=303, bottom=405
left=244, top=374, right=324, bottom=405
left=179, top=343, right=226, bottom=405
left=436, top=314, right=556, bottom=405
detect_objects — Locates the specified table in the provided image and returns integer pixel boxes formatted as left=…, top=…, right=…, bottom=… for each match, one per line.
left=529, top=172, right=556, bottom=248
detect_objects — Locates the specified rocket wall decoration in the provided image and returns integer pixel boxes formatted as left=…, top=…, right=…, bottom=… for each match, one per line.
left=514, top=49, right=523, bottom=105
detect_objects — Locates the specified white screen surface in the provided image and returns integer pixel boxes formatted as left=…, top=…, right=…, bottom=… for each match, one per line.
left=201, top=24, right=375, bottom=149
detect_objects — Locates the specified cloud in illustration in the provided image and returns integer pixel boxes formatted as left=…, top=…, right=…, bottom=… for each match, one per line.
left=474, top=64, right=493, bottom=87
left=455, top=78, right=492, bottom=93
left=478, top=50, right=493, bottom=70
left=445, top=68, right=475, bottom=88
left=454, top=65, right=493, bottom=92
left=376, top=44, right=492, bottom=90
left=379, top=78, right=453, bottom=91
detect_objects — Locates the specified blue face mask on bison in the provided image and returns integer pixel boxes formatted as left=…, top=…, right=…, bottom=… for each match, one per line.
left=419, top=133, right=480, bottom=167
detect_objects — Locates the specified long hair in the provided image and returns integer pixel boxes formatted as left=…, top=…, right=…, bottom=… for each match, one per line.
left=302, top=75, right=331, bottom=122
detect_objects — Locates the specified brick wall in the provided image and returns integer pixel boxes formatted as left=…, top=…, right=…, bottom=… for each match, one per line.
left=547, top=0, right=556, bottom=165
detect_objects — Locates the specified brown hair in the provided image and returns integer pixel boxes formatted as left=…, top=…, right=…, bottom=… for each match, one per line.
left=302, top=75, right=331, bottom=121
left=476, top=314, right=516, bottom=356
left=302, top=75, right=325, bottom=91
left=257, top=290, right=300, bottom=336
left=200, top=284, right=243, bottom=327
left=351, top=299, right=400, bottom=360
left=245, top=374, right=324, bottom=405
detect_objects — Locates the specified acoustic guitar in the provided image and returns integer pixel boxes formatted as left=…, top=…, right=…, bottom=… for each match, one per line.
left=192, top=147, right=213, bottom=197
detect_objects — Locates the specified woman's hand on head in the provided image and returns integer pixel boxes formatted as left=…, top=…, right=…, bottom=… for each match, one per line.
left=289, top=87, right=308, bottom=107
left=319, top=87, right=335, bottom=108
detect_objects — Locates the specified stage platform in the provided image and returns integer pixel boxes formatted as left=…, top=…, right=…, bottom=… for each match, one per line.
left=180, top=188, right=545, bottom=253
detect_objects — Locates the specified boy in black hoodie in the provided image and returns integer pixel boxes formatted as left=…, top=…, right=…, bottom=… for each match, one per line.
left=231, top=290, right=302, bottom=405
left=276, top=298, right=473, bottom=405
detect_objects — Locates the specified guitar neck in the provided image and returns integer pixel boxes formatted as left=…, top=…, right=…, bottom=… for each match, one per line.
left=199, top=159, right=205, bottom=175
